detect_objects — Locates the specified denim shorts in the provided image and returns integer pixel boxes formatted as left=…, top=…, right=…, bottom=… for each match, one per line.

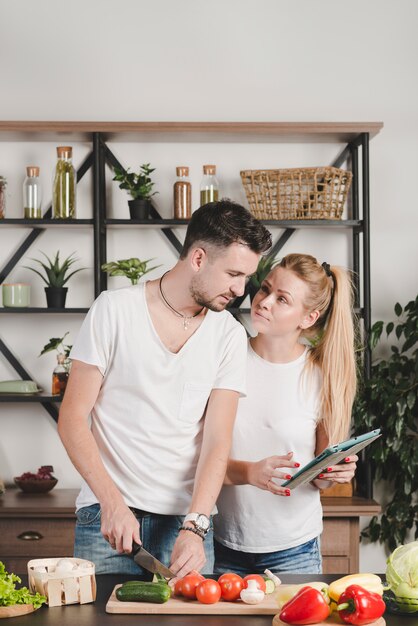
left=74, top=503, right=214, bottom=575
left=214, top=536, right=322, bottom=575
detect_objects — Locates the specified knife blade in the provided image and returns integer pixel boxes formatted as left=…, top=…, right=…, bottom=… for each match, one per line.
left=132, top=542, right=175, bottom=579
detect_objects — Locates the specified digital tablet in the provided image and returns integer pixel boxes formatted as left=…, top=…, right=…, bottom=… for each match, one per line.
left=281, top=428, right=381, bottom=490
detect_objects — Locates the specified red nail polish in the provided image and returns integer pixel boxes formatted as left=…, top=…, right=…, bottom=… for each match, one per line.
left=294, top=463, right=300, bottom=468
left=327, top=467, right=332, bottom=472
left=318, top=474, right=324, bottom=478
left=285, top=489, right=291, bottom=496
left=344, top=457, right=350, bottom=462
left=285, top=474, right=292, bottom=479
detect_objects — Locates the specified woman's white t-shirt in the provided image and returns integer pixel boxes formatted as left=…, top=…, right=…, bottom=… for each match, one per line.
left=214, top=342, right=323, bottom=552
left=70, top=283, right=247, bottom=515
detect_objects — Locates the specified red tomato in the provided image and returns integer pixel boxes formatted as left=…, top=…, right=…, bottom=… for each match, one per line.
left=217, top=573, right=245, bottom=601
left=243, top=574, right=266, bottom=592
left=181, top=573, right=205, bottom=599
left=196, top=579, right=222, bottom=604
left=174, top=579, right=184, bottom=596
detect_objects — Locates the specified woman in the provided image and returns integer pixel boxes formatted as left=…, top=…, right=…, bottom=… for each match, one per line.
left=214, top=253, right=358, bottom=575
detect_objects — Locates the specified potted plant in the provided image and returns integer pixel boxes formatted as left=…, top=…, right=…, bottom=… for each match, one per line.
left=353, top=296, right=418, bottom=550
left=112, top=163, right=158, bottom=219
left=101, top=257, right=161, bottom=285
left=24, top=251, right=86, bottom=308
left=0, top=175, right=6, bottom=219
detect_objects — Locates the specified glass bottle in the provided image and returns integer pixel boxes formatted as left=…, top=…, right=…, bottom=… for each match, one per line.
left=52, top=353, right=69, bottom=396
left=173, top=166, right=192, bottom=219
left=23, top=166, right=42, bottom=219
left=0, top=176, right=6, bottom=219
left=200, top=164, right=219, bottom=206
left=53, top=146, right=76, bottom=219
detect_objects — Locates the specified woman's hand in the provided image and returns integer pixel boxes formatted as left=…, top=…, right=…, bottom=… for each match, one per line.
left=247, top=451, right=299, bottom=496
left=312, top=454, right=358, bottom=489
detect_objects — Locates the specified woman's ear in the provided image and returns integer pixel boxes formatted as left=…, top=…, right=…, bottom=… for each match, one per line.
left=300, top=309, right=320, bottom=330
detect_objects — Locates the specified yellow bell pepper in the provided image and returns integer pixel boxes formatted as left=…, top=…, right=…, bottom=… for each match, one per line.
left=328, top=574, right=383, bottom=602
left=276, top=582, right=329, bottom=609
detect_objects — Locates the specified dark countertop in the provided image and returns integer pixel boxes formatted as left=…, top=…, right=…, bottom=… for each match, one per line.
left=6, top=575, right=412, bottom=626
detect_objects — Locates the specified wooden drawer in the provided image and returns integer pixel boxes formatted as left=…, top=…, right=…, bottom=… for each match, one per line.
left=321, top=519, right=350, bottom=555
left=0, top=518, right=74, bottom=557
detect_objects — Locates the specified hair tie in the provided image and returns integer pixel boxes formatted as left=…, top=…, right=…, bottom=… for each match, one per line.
left=322, top=262, right=332, bottom=277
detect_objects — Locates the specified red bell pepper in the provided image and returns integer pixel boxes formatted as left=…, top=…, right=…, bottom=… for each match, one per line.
left=337, top=584, right=386, bottom=625
left=279, top=586, right=330, bottom=625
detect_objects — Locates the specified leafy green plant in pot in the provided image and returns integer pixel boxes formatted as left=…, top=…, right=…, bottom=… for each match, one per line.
left=101, top=257, right=161, bottom=285
left=353, top=296, right=418, bottom=551
left=113, top=163, right=158, bottom=219
left=24, top=251, right=86, bottom=308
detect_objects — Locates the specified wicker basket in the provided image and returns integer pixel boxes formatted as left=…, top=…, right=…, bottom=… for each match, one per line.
left=240, top=166, right=352, bottom=220
left=28, top=557, right=96, bottom=607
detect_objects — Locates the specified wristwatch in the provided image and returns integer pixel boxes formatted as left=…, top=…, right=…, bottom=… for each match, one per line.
left=184, top=512, right=211, bottom=535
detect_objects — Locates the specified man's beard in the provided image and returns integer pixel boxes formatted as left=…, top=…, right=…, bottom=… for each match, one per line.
left=190, top=279, right=234, bottom=313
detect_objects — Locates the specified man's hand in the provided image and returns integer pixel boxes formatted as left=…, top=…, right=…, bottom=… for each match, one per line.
left=247, top=451, right=298, bottom=495
left=169, top=529, right=206, bottom=582
left=100, top=501, right=141, bottom=554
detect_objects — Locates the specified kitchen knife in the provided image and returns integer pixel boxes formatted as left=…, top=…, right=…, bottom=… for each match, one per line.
left=132, top=542, right=175, bottom=579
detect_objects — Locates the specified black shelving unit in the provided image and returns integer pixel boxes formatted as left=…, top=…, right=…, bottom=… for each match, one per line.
left=0, top=121, right=382, bottom=495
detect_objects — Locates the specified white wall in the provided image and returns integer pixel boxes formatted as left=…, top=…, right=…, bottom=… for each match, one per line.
left=1, top=0, right=417, bottom=573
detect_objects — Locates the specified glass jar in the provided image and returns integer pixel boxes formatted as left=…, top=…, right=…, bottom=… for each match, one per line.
left=200, top=164, right=219, bottom=206
left=52, top=353, right=69, bottom=396
left=53, top=146, right=76, bottom=219
left=23, top=166, right=42, bottom=219
left=173, top=166, right=192, bottom=219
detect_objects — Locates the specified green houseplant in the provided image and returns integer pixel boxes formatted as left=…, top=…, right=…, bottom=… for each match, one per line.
left=24, top=251, right=86, bottom=308
left=113, top=163, right=158, bottom=219
left=101, top=257, right=161, bottom=285
left=353, top=296, right=418, bottom=551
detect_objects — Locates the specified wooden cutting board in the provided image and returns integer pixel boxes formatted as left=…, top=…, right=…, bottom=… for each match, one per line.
left=0, top=604, right=37, bottom=619
left=273, top=615, right=385, bottom=626
left=106, top=583, right=284, bottom=614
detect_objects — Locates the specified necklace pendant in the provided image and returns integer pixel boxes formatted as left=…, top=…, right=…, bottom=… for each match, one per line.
left=183, top=317, right=190, bottom=331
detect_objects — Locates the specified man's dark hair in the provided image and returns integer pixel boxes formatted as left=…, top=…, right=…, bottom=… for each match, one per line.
left=180, top=199, right=271, bottom=259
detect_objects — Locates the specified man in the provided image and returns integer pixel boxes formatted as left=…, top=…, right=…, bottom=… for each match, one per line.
left=58, top=200, right=271, bottom=578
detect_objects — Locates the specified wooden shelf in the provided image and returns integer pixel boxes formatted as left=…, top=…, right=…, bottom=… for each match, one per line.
left=106, top=218, right=362, bottom=228
left=0, top=393, right=62, bottom=403
left=0, top=121, right=383, bottom=143
left=0, top=219, right=93, bottom=226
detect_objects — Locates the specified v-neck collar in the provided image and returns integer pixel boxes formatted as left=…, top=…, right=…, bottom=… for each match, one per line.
left=142, top=281, right=211, bottom=356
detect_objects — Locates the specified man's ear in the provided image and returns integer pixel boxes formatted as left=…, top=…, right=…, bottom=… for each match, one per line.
left=300, top=309, right=320, bottom=330
left=189, top=247, right=207, bottom=272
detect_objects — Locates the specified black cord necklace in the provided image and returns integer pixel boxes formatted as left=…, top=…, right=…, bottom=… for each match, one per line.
left=159, top=271, right=205, bottom=330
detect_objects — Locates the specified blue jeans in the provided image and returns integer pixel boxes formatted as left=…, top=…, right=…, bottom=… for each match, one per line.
left=214, top=536, right=322, bottom=575
left=74, top=504, right=214, bottom=575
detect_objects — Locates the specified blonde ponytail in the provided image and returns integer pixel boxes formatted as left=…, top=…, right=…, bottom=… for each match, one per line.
left=278, top=254, right=357, bottom=444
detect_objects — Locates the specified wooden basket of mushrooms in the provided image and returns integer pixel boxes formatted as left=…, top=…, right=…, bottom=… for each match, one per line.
left=27, top=557, right=96, bottom=607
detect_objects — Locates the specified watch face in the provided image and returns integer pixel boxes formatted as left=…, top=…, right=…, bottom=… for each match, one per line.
left=196, top=514, right=210, bottom=530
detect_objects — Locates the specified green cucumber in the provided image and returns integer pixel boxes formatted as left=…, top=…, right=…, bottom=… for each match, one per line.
left=116, top=581, right=171, bottom=603
left=263, top=577, right=276, bottom=594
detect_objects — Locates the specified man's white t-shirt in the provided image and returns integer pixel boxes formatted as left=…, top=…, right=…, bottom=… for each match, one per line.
left=70, top=283, right=247, bottom=515
left=214, top=342, right=323, bottom=552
